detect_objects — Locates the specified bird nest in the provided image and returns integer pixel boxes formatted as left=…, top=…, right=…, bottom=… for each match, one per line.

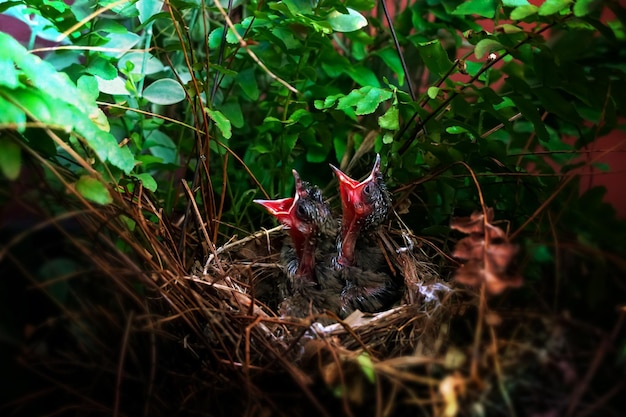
left=8, top=173, right=621, bottom=417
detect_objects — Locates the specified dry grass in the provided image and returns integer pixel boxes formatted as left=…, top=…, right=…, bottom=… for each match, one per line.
left=2, top=159, right=625, bottom=417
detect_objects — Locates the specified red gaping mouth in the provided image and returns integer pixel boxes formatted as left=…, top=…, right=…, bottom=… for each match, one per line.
left=330, top=154, right=382, bottom=265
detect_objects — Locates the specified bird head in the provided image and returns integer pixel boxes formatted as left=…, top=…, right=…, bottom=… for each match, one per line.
left=254, top=170, right=332, bottom=277
left=330, top=154, right=391, bottom=266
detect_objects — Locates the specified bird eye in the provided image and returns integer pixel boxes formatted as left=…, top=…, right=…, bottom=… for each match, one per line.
left=296, top=202, right=307, bottom=218
left=363, top=183, right=372, bottom=196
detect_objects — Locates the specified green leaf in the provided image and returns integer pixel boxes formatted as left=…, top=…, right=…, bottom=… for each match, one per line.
left=375, top=48, right=404, bottom=86
left=510, top=4, right=539, bottom=19
left=86, top=56, right=118, bottom=80
left=356, top=353, right=376, bottom=383
left=221, top=100, right=244, bottom=128
left=337, top=86, right=392, bottom=115
left=95, top=75, right=129, bottom=95
left=378, top=106, right=399, bottom=130
left=237, top=67, right=260, bottom=100
left=502, top=0, right=530, bottom=6
left=427, top=86, right=440, bottom=99
left=532, top=87, right=582, bottom=125
left=145, top=130, right=178, bottom=164
left=132, top=173, right=158, bottom=192
left=76, top=175, right=113, bottom=205
left=0, top=136, right=21, bottom=180
left=0, top=98, right=26, bottom=129
left=118, top=52, right=165, bottom=75
left=452, top=0, right=497, bottom=18
left=446, top=125, right=470, bottom=134
left=538, top=0, right=573, bottom=16
left=136, top=0, right=164, bottom=24
left=283, top=0, right=313, bottom=15
left=345, top=65, right=380, bottom=88
left=509, top=95, right=550, bottom=141
left=101, top=32, right=141, bottom=58
left=142, top=79, right=186, bottom=105
left=77, top=75, right=100, bottom=102
left=573, top=0, right=602, bottom=17
left=205, top=108, right=232, bottom=139
left=416, top=40, right=454, bottom=78
left=327, top=8, right=368, bottom=32
left=0, top=54, right=19, bottom=88
left=474, top=39, right=504, bottom=59
left=0, top=32, right=96, bottom=114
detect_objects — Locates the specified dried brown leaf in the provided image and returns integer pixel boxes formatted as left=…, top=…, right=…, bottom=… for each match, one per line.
left=450, top=208, right=494, bottom=234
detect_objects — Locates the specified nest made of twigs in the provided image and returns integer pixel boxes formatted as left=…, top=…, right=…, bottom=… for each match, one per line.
left=5, top=175, right=624, bottom=417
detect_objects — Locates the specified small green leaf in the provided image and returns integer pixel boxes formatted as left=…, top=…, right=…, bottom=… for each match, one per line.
left=0, top=136, right=21, bottom=180
left=538, top=0, right=573, bottom=16
left=427, top=86, right=440, bottom=99
left=237, top=67, right=260, bottom=101
left=573, top=0, right=602, bottom=17
left=446, top=126, right=470, bottom=134
left=205, top=108, right=232, bottom=139
left=95, top=75, right=129, bottom=95
left=327, top=8, right=368, bottom=32
left=118, top=52, right=165, bottom=75
left=77, top=75, right=100, bottom=102
left=382, top=132, right=393, bottom=144
left=510, top=4, right=539, bottom=19
left=378, top=106, right=399, bottom=130
left=145, top=130, right=178, bottom=164
left=220, top=100, right=244, bottom=128
left=76, top=175, right=113, bottom=205
left=0, top=54, right=19, bottom=88
left=283, top=0, right=313, bottom=15
left=143, top=79, right=185, bottom=105
left=356, top=353, right=376, bottom=383
left=136, top=0, right=164, bottom=24
left=509, top=94, right=550, bottom=141
left=496, top=24, right=523, bottom=33
left=337, top=86, right=392, bottom=115
left=417, top=40, right=455, bottom=78
left=358, top=87, right=392, bottom=114
left=452, top=0, right=497, bottom=18
left=0, top=99, right=26, bottom=129
left=101, top=32, right=141, bottom=58
left=345, top=65, right=381, bottom=88
left=502, top=0, right=529, bottom=6
left=375, top=48, right=404, bottom=86
left=133, top=173, right=158, bottom=192
left=86, top=56, right=118, bottom=80
left=474, top=39, right=504, bottom=59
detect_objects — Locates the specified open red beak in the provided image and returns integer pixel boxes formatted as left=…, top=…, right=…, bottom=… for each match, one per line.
left=254, top=170, right=319, bottom=280
left=330, top=154, right=382, bottom=266
left=254, top=197, right=297, bottom=228
left=330, top=154, right=381, bottom=229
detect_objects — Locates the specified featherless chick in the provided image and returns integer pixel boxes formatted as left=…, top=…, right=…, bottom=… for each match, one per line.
left=255, top=170, right=342, bottom=319
left=330, top=154, right=400, bottom=316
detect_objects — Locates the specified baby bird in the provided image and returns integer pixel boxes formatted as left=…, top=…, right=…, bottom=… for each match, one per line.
left=330, top=154, right=399, bottom=316
left=254, top=170, right=342, bottom=319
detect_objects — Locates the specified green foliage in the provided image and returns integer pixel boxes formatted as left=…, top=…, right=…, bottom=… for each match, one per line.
left=1, top=0, right=625, bottom=320
left=2, top=0, right=626, bottom=413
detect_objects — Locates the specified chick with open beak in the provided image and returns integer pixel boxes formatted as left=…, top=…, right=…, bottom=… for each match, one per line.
left=331, top=154, right=391, bottom=267
left=254, top=170, right=341, bottom=318
left=330, top=154, right=398, bottom=316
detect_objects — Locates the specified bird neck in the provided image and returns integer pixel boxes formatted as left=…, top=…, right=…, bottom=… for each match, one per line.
left=337, top=217, right=362, bottom=267
left=290, top=232, right=317, bottom=282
